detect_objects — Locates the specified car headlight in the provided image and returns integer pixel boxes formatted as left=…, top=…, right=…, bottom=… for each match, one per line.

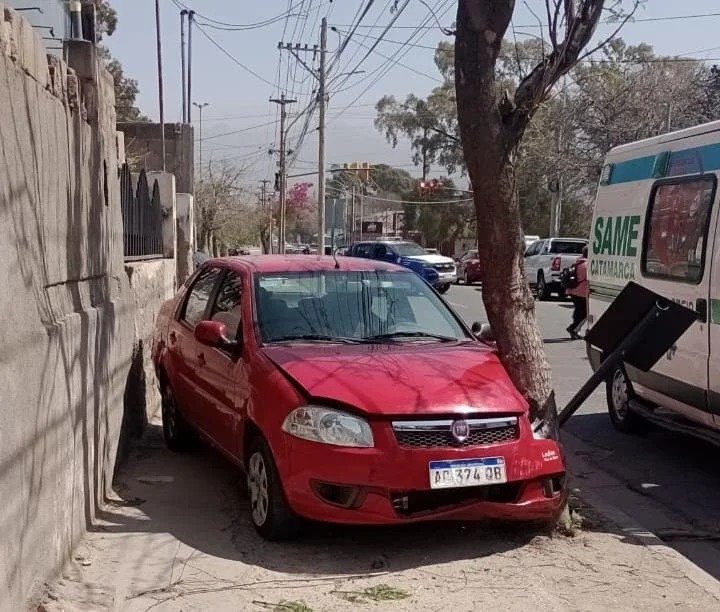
left=282, top=406, right=374, bottom=448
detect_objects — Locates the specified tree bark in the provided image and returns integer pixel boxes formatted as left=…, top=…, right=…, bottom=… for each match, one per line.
left=455, top=0, right=558, bottom=431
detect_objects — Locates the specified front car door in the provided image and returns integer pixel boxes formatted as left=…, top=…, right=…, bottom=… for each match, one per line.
left=637, top=175, right=715, bottom=427
left=524, top=240, right=542, bottom=284
left=192, top=268, right=251, bottom=457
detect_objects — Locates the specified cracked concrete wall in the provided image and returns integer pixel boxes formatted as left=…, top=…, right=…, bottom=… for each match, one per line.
left=0, top=6, right=175, bottom=607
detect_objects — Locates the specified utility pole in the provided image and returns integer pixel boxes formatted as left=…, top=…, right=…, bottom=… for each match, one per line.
left=180, top=9, right=188, bottom=123
left=193, top=102, right=209, bottom=179
left=154, top=0, right=166, bottom=171
left=187, top=10, right=195, bottom=123
left=317, top=17, right=328, bottom=256
left=270, top=95, right=296, bottom=254
left=259, top=179, right=272, bottom=254
left=350, top=185, right=356, bottom=243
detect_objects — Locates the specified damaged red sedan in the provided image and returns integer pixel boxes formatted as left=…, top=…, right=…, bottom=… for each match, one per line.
left=152, top=256, right=565, bottom=540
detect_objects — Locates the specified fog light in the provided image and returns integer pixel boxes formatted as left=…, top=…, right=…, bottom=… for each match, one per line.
left=311, top=481, right=364, bottom=508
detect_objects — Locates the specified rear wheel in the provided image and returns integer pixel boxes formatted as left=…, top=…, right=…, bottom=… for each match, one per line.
left=247, top=437, right=300, bottom=541
left=536, top=272, right=551, bottom=301
left=464, top=270, right=471, bottom=285
left=161, top=382, right=194, bottom=451
left=606, top=367, right=649, bottom=434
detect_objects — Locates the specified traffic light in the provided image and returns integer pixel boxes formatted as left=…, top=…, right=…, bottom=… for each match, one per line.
left=418, top=178, right=441, bottom=195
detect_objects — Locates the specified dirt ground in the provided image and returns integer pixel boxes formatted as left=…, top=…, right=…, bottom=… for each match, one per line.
left=35, top=422, right=720, bottom=612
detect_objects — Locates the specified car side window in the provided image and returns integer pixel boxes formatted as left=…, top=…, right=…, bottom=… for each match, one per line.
left=209, top=271, right=243, bottom=339
left=525, top=241, right=539, bottom=256
left=642, top=176, right=716, bottom=283
left=182, top=266, right=223, bottom=327
left=373, top=244, right=387, bottom=259
left=541, top=241, right=550, bottom=255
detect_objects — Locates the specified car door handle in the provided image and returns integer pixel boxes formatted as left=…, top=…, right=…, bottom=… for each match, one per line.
left=197, top=352, right=206, bottom=366
left=169, top=331, right=177, bottom=344
left=696, top=298, right=708, bottom=323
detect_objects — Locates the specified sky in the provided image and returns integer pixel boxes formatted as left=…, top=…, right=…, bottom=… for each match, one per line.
left=105, top=1, right=720, bottom=189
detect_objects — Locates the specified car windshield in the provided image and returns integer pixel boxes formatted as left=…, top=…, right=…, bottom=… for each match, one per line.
left=255, top=270, right=469, bottom=343
left=392, top=242, right=428, bottom=256
left=549, top=240, right=586, bottom=255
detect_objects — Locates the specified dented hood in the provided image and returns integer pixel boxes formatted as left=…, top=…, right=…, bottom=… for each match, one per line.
left=262, top=343, right=528, bottom=416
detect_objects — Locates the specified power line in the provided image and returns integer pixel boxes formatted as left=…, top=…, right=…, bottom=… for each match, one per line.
left=201, top=120, right=278, bottom=141
left=194, top=23, right=276, bottom=86
left=171, top=0, right=307, bottom=30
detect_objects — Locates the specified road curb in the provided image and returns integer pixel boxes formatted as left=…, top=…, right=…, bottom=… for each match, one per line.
left=563, top=431, right=720, bottom=601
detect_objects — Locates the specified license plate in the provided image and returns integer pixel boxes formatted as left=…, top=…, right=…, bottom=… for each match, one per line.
left=429, top=457, right=507, bottom=489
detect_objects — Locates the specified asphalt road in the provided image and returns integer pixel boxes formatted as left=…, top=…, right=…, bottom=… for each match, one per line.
left=447, top=283, right=720, bottom=578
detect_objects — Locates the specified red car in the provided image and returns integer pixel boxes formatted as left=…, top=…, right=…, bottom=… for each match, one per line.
left=152, top=256, right=566, bottom=540
left=455, top=249, right=482, bottom=285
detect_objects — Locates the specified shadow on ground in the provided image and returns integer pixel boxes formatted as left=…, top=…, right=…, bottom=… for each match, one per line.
left=95, top=426, right=561, bottom=577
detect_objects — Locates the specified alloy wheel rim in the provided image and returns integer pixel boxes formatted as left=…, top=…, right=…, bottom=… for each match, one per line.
left=248, top=452, right=269, bottom=526
left=611, top=370, right=629, bottom=420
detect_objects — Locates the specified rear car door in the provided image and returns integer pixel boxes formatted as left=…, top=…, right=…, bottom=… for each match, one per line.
left=192, top=269, right=250, bottom=457
left=173, top=265, right=224, bottom=426
left=640, top=176, right=715, bottom=425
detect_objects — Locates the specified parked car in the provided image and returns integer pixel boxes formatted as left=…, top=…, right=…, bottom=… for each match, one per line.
left=455, top=249, right=481, bottom=285
left=588, top=119, right=720, bottom=444
left=152, top=256, right=566, bottom=540
left=524, top=237, right=588, bottom=300
left=348, top=240, right=455, bottom=294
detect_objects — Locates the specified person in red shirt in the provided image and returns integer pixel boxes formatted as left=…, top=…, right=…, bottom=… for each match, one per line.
left=566, top=246, right=588, bottom=339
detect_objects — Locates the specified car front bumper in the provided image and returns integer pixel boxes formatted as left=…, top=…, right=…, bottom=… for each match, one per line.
left=277, top=418, right=566, bottom=525
left=435, top=272, right=457, bottom=285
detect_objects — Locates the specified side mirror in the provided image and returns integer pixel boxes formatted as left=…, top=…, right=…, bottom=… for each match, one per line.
left=471, top=321, right=495, bottom=343
left=194, top=320, right=236, bottom=349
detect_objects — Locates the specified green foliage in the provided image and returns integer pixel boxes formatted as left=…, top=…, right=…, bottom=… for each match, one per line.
left=333, top=584, right=410, bottom=604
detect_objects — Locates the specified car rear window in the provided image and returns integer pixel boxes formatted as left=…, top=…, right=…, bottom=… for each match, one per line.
left=549, top=241, right=586, bottom=255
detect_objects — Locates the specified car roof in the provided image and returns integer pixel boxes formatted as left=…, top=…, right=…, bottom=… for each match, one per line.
left=203, top=254, right=403, bottom=274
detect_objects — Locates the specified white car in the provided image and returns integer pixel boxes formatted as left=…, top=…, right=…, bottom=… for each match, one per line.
left=524, top=237, right=587, bottom=300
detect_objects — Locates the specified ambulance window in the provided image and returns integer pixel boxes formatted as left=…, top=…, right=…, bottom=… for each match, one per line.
left=642, top=176, right=716, bottom=283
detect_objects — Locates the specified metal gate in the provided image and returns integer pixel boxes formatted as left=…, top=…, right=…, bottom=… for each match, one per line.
left=120, top=164, right=163, bottom=260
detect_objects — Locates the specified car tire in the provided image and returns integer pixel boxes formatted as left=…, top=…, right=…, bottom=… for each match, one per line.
left=536, top=272, right=551, bottom=301
left=437, top=284, right=450, bottom=295
left=161, top=382, right=194, bottom=452
left=247, top=437, right=300, bottom=541
left=464, top=270, right=471, bottom=286
left=606, top=367, right=649, bottom=434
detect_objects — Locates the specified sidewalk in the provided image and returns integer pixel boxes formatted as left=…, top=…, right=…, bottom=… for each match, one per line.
left=36, top=422, right=720, bottom=612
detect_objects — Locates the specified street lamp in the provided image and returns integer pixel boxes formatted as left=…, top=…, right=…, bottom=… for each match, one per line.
left=193, top=101, right=209, bottom=179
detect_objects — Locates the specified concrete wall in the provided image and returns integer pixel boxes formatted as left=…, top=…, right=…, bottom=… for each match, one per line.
left=0, top=7, right=175, bottom=607
left=120, top=122, right=195, bottom=193
left=176, top=193, right=195, bottom=284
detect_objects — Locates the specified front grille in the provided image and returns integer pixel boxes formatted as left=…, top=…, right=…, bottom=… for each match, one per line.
left=391, top=483, right=522, bottom=516
left=392, top=417, right=520, bottom=449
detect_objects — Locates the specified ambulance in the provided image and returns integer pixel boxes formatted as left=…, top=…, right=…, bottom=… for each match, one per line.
left=587, top=120, right=720, bottom=443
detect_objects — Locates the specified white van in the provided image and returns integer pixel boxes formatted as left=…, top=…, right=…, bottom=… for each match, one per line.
left=588, top=120, right=720, bottom=442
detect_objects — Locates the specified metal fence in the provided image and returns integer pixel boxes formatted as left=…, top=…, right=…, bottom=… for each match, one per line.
left=120, top=164, right=164, bottom=260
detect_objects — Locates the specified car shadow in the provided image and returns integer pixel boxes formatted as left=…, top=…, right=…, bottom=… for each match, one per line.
left=94, top=425, right=547, bottom=577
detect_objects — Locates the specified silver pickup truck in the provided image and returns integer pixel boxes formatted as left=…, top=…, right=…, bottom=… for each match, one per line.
left=523, top=237, right=587, bottom=300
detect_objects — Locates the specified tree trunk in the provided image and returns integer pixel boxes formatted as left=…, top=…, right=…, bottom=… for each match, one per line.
left=455, top=1, right=558, bottom=433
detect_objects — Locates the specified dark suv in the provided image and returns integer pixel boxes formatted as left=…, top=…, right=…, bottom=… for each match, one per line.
left=347, top=240, right=457, bottom=294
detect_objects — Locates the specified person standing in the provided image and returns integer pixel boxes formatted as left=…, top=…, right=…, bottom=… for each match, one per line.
left=566, top=245, right=589, bottom=339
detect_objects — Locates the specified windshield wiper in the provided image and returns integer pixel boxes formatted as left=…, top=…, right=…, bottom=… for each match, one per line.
left=363, top=331, right=459, bottom=342
left=270, top=334, right=361, bottom=344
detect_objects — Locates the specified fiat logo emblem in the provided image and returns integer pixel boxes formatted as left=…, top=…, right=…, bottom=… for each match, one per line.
left=451, top=419, right=470, bottom=442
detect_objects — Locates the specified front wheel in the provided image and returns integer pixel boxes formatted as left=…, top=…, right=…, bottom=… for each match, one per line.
left=606, top=367, right=649, bottom=434
left=436, top=284, right=450, bottom=294
left=247, top=437, right=300, bottom=541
